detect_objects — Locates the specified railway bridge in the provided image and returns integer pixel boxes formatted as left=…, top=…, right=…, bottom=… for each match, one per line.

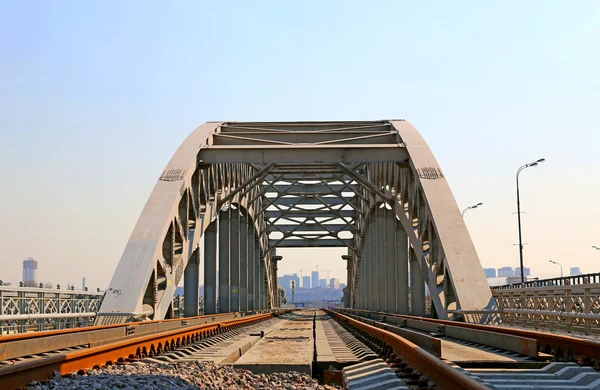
left=97, top=120, right=493, bottom=325
left=4, top=121, right=600, bottom=389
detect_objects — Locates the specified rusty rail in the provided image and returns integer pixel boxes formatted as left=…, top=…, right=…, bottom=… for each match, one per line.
left=326, top=310, right=489, bottom=390
left=342, top=309, right=600, bottom=361
left=0, top=313, right=273, bottom=389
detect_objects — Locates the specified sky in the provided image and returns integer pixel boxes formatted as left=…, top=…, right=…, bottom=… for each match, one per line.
left=1, top=1, right=599, bottom=291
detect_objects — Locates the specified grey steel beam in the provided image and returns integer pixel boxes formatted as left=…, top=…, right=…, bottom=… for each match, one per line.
left=263, top=184, right=359, bottom=193
left=266, top=197, right=355, bottom=206
left=183, top=248, right=200, bottom=317
left=203, top=220, right=217, bottom=314
left=267, top=224, right=354, bottom=233
left=239, top=212, right=248, bottom=312
left=199, top=144, right=409, bottom=164
left=410, top=247, right=426, bottom=316
left=396, top=219, right=409, bottom=314
left=364, top=224, right=371, bottom=309
left=370, top=215, right=378, bottom=310
left=218, top=209, right=230, bottom=313
left=377, top=207, right=386, bottom=311
left=266, top=210, right=355, bottom=218
left=213, top=131, right=398, bottom=145
left=247, top=222, right=255, bottom=310
left=230, top=208, right=240, bottom=312
left=268, top=239, right=353, bottom=248
left=384, top=207, right=397, bottom=313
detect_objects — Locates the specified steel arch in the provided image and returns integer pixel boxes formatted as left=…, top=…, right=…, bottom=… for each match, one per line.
left=96, top=120, right=493, bottom=324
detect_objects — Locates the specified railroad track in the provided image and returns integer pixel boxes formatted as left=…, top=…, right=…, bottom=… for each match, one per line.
left=0, top=311, right=280, bottom=389
left=329, top=309, right=600, bottom=389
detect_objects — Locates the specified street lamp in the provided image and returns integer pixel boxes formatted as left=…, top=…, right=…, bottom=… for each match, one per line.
left=462, top=202, right=483, bottom=217
left=549, top=260, right=563, bottom=278
left=516, top=158, right=545, bottom=283
left=593, top=246, right=600, bottom=251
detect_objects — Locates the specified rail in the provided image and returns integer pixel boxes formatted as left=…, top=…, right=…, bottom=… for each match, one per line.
left=326, top=309, right=488, bottom=390
left=340, top=308, right=600, bottom=361
left=0, top=311, right=279, bottom=389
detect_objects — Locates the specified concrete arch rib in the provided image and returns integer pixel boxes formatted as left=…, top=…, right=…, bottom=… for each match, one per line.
left=390, top=120, right=494, bottom=320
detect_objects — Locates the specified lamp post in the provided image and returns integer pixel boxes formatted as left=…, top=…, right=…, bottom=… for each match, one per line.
left=516, top=158, right=545, bottom=283
left=462, top=202, right=483, bottom=217
left=549, top=260, right=563, bottom=278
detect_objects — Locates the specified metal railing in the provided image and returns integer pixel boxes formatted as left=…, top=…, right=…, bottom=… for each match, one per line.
left=492, top=272, right=600, bottom=289
left=0, top=286, right=105, bottom=335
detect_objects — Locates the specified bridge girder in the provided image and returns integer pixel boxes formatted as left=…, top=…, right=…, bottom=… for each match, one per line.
left=97, top=120, right=493, bottom=324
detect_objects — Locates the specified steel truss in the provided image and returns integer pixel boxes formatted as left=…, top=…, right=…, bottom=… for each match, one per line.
left=97, top=121, right=493, bottom=324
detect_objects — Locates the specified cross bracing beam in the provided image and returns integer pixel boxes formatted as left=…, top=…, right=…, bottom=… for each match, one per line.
left=98, top=120, right=493, bottom=325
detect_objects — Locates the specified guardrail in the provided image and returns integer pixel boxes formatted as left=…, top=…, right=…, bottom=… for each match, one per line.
left=492, top=272, right=600, bottom=289
left=0, top=286, right=105, bottom=335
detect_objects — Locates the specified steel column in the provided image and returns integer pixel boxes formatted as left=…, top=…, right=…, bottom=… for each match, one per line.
left=364, top=224, right=371, bottom=309
left=255, top=241, right=261, bottom=311
left=247, top=222, right=255, bottom=310
left=183, top=247, right=200, bottom=317
left=203, top=220, right=217, bottom=314
left=370, top=216, right=378, bottom=310
left=230, top=208, right=240, bottom=312
left=410, top=247, right=426, bottom=316
left=396, top=219, right=409, bottom=314
left=377, top=206, right=386, bottom=311
left=239, top=212, right=248, bottom=312
left=384, top=207, right=397, bottom=313
left=218, top=209, right=230, bottom=313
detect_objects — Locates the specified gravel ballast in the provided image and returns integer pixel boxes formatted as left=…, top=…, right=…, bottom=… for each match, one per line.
left=27, top=361, right=340, bottom=390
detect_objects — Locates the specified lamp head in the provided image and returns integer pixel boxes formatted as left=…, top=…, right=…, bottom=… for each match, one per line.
left=536, top=158, right=546, bottom=163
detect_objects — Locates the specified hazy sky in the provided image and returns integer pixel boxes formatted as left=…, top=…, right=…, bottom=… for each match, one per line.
left=1, top=2, right=599, bottom=290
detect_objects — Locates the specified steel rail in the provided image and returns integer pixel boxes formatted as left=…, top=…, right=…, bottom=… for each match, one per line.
left=326, top=310, right=489, bottom=390
left=0, top=313, right=274, bottom=389
left=344, top=309, right=600, bottom=361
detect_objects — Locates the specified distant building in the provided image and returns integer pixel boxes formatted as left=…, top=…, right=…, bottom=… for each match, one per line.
left=483, top=268, right=496, bottom=278
left=278, top=274, right=300, bottom=292
left=82, top=277, right=86, bottom=290
left=319, top=279, right=327, bottom=288
left=340, top=283, right=346, bottom=290
left=514, top=267, right=531, bottom=277
left=23, top=257, right=38, bottom=287
left=497, top=267, right=513, bottom=277
left=329, top=278, right=340, bottom=289
left=570, top=267, right=582, bottom=276
left=302, top=275, right=311, bottom=289
left=311, top=271, right=319, bottom=289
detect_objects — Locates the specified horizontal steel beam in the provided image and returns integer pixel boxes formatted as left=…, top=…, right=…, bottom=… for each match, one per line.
left=266, top=210, right=356, bottom=218
left=262, top=184, right=359, bottom=193
left=267, top=224, right=354, bottom=232
left=213, top=131, right=398, bottom=145
left=199, top=145, right=408, bottom=164
left=269, top=239, right=353, bottom=247
left=265, top=197, right=355, bottom=205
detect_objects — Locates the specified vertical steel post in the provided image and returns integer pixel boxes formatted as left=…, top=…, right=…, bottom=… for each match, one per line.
left=203, top=220, right=217, bottom=314
left=247, top=221, right=255, bottom=311
left=230, top=208, right=240, bottom=312
left=218, top=209, right=230, bottom=313
left=364, top=223, right=371, bottom=309
left=183, top=247, right=200, bottom=317
left=384, top=207, right=396, bottom=313
left=239, top=212, right=248, bottom=312
left=377, top=206, right=386, bottom=311
left=410, top=248, right=426, bottom=316
left=370, top=213, right=378, bottom=310
left=396, top=219, right=409, bottom=314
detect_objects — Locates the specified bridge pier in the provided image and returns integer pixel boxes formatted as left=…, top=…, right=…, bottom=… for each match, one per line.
left=204, top=220, right=217, bottom=314
left=183, top=247, right=200, bottom=317
left=410, top=247, right=426, bottom=316
left=218, top=209, right=230, bottom=313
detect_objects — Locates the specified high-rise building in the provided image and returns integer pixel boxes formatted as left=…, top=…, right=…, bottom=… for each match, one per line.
left=570, top=267, right=582, bottom=276
left=497, top=267, right=513, bottom=277
left=302, top=275, right=311, bottom=289
left=278, top=274, right=300, bottom=292
left=514, top=267, right=531, bottom=277
left=329, top=278, right=340, bottom=289
left=82, top=277, right=86, bottom=290
left=483, top=268, right=496, bottom=278
left=319, top=279, right=327, bottom=288
left=311, top=271, right=319, bottom=289
left=22, top=257, right=38, bottom=287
